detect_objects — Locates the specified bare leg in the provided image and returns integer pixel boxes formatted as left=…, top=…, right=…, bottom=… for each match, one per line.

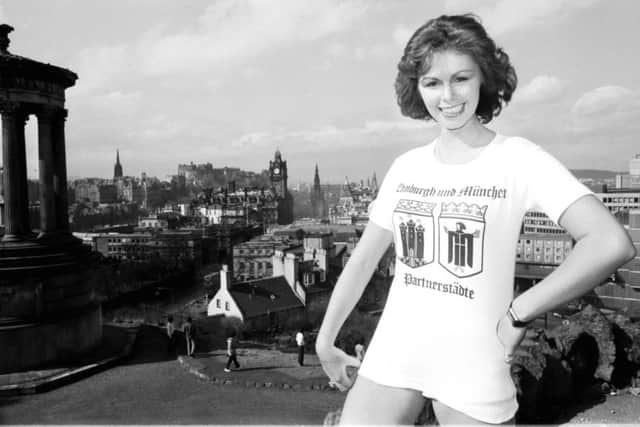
left=339, top=375, right=426, bottom=425
left=432, top=400, right=515, bottom=426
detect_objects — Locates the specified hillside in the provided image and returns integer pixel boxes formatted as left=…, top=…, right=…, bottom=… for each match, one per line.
left=570, top=169, right=623, bottom=180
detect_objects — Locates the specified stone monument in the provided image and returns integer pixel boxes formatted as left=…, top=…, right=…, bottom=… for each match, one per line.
left=0, top=24, right=102, bottom=373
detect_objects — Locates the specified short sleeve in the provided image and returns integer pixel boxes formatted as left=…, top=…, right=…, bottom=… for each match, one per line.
left=519, top=139, right=593, bottom=224
left=369, top=159, right=400, bottom=230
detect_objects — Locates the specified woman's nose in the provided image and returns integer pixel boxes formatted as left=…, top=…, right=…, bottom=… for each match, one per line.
left=442, top=83, right=454, bottom=102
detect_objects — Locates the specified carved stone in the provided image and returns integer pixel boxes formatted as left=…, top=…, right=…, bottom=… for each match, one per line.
left=0, top=25, right=101, bottom=374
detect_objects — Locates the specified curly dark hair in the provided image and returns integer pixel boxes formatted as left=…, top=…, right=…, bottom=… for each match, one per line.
left=395, top=14, right=517, bottom=124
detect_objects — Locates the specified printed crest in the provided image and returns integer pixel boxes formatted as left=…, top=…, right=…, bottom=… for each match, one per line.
left=392, top=199, right=436, bottom=268
left=438, top=202, right=487, bottom=278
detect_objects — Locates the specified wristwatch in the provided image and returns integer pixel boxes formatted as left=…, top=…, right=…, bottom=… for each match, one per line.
left=507, top=302, right=531, bottom=328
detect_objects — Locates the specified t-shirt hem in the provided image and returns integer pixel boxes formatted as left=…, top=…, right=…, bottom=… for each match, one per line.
left=358, top=368, right=518, bottom=425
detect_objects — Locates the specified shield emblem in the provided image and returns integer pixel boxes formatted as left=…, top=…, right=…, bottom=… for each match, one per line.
left=392, top=199, right=436, bottom=268
left=438, top=202, right=487, bottom=278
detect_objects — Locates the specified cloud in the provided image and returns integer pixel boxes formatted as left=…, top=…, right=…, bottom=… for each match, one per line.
left=570, top=86, right=640, bottom=134
left=90, top=91, right=142, bottom=116
left=392, top=27, right=413, bottom=48
left=69, top=45, right=129, bottom=95
left=515, top=75, right=569, bottom=104
left=444, top=0, right=602, bottom=36
left=571, top=86, right=634, bottom=116
left=0, top=5, right=7, bottom=23
left=138, top=0, right=368, bottom=75
left=230, top=119, right=434, bottom=154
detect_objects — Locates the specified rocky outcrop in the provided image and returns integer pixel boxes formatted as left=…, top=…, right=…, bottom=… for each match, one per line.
left=547, top=305, right=616, bottom=382
left=512, top=305, right=640, bottom=423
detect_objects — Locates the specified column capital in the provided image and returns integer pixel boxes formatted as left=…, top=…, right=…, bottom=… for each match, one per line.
left=0, top=100, right=24, bottom=115
left=35, top=105, right=58, bottom=120
left=56, top=108, right=68, bottom=122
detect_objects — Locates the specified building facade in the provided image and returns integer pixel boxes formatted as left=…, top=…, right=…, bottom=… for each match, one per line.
left=516, top=233, right=574, bottom=265
left=329, top=176, right=377, bottom=225
left=615, top=153, right=640, bottom=189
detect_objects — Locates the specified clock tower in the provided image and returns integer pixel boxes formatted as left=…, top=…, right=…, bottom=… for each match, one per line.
left=269, top=149, right=287, bottom=198
left=269, top=149, right=294, bottom=224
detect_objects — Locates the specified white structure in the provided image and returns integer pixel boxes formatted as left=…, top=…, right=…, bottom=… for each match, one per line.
left=271, top=251, right=306, bottom=304
left=615, top=154, right=640, bottom=189
left=207, top=265, right=243, bottom=318
left=138, top=215, right=168, bottom=229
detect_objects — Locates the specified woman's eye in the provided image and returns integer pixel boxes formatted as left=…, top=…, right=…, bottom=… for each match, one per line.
left=420, top=79, right=438, bottom=88
left=454, top=76, right=469, bottom=82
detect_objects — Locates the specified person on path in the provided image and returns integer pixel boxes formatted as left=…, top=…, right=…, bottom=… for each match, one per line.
left=354, top=342, right=365, bottom=362
left=183, top=316, right=195, bottom=357
left=224, top=332, right=240, bottom=372
left=166, top=315, right=176, bottom=355
left=315, top=14, right=636, bottom=426
left=296, top=330, right=305, bottom=366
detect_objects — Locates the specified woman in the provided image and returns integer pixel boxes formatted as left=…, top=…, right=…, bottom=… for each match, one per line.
left=315, top=14, right=635, bottom=425
left=184, top=316, right=195, bottom=357
left=166, top=315, right=176, bottom=355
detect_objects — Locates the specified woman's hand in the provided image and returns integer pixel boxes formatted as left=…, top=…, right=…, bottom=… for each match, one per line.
left=316, top=343, right=361, bottom=392
left=496, top=314, right=526, bottom=363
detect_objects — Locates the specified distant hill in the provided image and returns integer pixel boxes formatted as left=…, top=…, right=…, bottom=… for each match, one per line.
left=570, top=169, right=624, bottom=180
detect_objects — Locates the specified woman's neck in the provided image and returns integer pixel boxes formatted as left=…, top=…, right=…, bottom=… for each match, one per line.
left=434, top=119, right=495, bottom=164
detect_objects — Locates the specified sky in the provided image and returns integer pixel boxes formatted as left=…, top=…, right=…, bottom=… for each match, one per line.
left=1, top=0, right=639, bottom=185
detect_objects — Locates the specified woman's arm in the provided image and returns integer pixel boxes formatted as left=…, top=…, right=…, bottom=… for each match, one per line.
left=513, top=194, right=636, bottom=321
left=315, top=221, right=393, bottom=389
left=316, top=221, right=393, bottom=349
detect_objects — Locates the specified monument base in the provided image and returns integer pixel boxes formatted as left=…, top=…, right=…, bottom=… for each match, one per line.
left=0, top=304, right=102, bottom=374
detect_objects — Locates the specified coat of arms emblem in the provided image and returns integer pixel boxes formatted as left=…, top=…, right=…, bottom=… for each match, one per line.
left=393, top=199, right=436, bottom=268
left=438, top=202, right=487, bottom=278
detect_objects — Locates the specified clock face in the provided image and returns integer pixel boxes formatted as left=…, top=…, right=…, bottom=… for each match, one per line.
left=273, top=167, right=280, bottom=174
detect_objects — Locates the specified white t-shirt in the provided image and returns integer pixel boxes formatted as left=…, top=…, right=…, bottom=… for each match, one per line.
left=359, top=135, right=591, bottom=423
left=296, top=332, right=304, bottom=346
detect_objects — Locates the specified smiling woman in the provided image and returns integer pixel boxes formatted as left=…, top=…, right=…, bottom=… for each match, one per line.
left=315, top=13, right=636, bottom=426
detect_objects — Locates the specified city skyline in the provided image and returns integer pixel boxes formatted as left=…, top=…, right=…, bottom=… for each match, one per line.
left=1, top=1, right=639, bottom=185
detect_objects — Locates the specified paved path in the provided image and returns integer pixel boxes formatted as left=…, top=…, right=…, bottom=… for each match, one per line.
left=0, top=326, right=345, bottom=425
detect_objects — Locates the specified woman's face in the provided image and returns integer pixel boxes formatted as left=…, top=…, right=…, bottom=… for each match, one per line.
left=418, top=49, right=483, bottom=131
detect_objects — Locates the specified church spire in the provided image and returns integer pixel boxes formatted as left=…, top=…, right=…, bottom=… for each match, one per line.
left=114, top=149, right=123, bottom=179
left=313, top=164, right=320, bottom=187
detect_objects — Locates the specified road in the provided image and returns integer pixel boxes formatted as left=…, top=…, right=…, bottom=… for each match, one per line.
left=0, top=326, right=344, bottom=425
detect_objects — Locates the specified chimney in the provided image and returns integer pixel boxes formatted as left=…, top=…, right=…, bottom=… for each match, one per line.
left=220, top=264, right=232, bottom=290
left=284, top=253, right=298, bottom=289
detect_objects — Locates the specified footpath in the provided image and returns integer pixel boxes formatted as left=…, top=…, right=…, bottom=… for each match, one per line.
left=177, top=347, right=334, bottom=392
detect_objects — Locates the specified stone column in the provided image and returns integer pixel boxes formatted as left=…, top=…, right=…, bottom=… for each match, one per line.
left=36, top=107, right=57, bottom=237
left=1, top=102, right=31, bottom=242
left=52, top=109, right=70, bottom=233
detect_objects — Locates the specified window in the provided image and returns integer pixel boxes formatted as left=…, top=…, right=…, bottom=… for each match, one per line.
left=216, top=299, right=220, bottom=308
left=225, top=302, right=230, bottom=311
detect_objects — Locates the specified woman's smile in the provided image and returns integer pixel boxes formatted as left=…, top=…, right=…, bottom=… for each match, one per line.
left=439, top=103, right=465, bottom=117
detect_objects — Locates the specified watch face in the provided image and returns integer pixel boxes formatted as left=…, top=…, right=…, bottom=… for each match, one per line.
left=273, top=167, right=280, bottom=174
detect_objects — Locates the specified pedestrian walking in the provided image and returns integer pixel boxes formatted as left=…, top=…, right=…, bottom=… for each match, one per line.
left=183, top=316, right=195, bottom=357
left=296, top=329, right=305, bottom=366
left=224, top=331, right=240, bottom=372
left=166, top=315, right=176, bottom=355
left=316, top=13, right=635, bottom=425
left=354, top=342, right=365, bottom=362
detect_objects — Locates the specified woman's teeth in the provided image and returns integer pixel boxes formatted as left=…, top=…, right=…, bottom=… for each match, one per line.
left=440, top=104, right=464, bottom=115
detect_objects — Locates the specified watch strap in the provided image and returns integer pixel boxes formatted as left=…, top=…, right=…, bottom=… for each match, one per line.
left=507, top=303, right=531, bottom=328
